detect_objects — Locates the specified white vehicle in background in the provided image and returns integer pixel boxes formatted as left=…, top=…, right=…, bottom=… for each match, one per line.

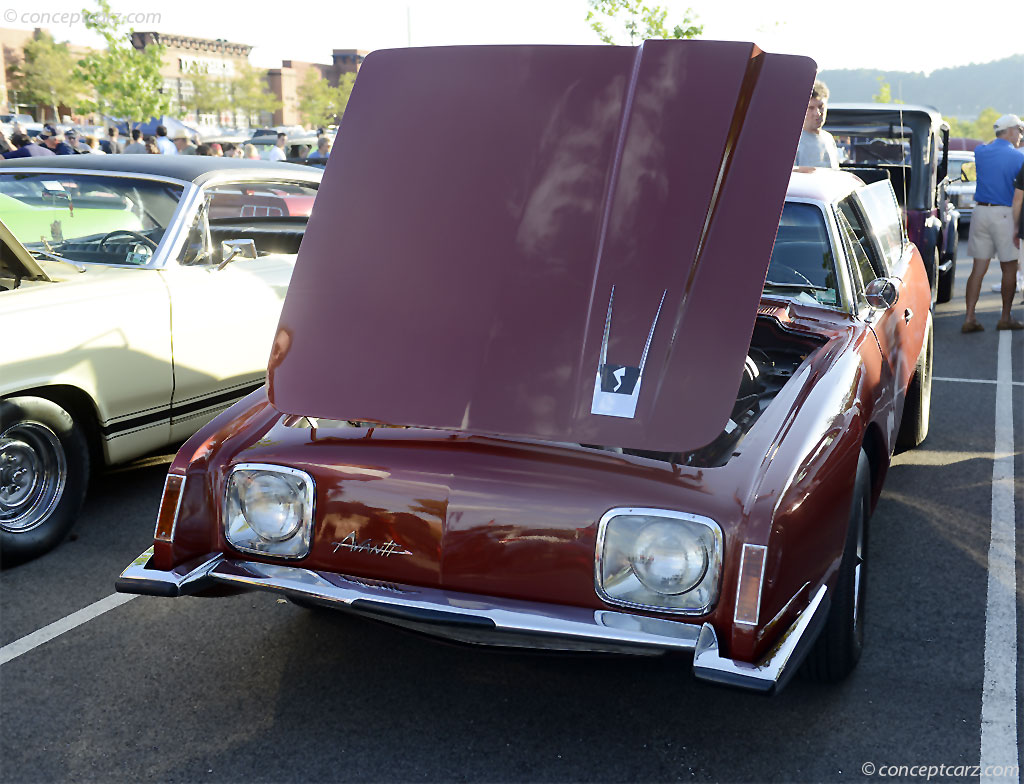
left=946, top=150, right=976, bottom=228
left=0, top=155, right=322, bottom=564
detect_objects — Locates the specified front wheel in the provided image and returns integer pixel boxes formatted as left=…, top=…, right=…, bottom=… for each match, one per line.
left=802, top=449, right=870, bottom=682
left=0, top=397, right=90, bottom=566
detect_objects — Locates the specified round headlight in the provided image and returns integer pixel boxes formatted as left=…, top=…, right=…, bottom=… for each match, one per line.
left=238, top=471, right=303, bottom=542
left=628, top=520, right=709, bottom=595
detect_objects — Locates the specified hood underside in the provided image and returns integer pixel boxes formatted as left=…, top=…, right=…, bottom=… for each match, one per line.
left=0, top=217, right=50, bottom=283
left=269, top=41, right=815, bottom=452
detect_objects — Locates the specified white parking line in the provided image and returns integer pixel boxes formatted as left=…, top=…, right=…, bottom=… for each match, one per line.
left=934, top=376, right=1024, bottom=387
left=0, top=593, right=137, bottom=666
left=979, top=331, right=1019, bottom=780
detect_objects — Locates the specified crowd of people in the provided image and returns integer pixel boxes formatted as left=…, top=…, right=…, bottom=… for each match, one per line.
left=0, top=123, right=331, bottom=162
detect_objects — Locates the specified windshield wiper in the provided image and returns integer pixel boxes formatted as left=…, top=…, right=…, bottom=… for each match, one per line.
left=29, top=248, right=88, bottom=273
left=763, top=281, right=828, bottom=292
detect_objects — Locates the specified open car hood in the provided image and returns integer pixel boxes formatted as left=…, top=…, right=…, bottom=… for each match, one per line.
left=0, top=217, right=51, bottom=283
left=269, top=41, right=815, bottom=453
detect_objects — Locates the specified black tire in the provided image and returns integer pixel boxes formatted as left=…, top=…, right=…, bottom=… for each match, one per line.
left=0, top=397, right=90, bottom=566
left=895, top=323, right=933, bottom=451
left=936, top=262, right=955, bottom=304
left=802, top=449, right=870, bottom=682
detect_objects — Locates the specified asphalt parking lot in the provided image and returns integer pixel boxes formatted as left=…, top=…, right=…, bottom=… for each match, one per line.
left=1, top=239, right=1021, bottom=783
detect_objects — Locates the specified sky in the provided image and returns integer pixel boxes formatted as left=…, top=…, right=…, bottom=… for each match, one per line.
left=4, top=0, right=1023, bottom=75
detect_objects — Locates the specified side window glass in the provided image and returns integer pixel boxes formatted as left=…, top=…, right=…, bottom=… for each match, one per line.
left=835, top=209, right=870, bottom=310
left=838, top=196, right=888, bottom=278
left=177, top=202, right=212, bottom=265
left=857, top=180, right=906, bottom=269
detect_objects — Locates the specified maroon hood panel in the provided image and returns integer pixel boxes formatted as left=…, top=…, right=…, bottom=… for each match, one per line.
left=269, top=41, right=815, bottom=452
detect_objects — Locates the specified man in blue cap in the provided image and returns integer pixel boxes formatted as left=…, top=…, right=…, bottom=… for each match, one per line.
left=962, top=113, right=1024, bottom=332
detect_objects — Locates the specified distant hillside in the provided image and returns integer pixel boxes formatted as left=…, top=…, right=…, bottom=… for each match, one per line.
left=820, top=55, right=1024, bottom=120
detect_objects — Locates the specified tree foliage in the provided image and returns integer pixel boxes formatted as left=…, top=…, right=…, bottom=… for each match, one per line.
left=297, top=70, right=356, bottom=129
left=76, top=0, right=169, bottom=126
left=10, top=31, right=88, bottom=119
left=184, top=63, right=227, bottom=119
left=229, top=64, right=281, bottom=126
left=947, top=108, right=1003, bottom=142
left=586, top=0, right=702, bottom=45
left=871, top=77, right=903, bottom=105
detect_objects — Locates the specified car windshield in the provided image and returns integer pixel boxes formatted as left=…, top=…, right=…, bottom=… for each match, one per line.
left=764, top=202, right=839, bottom=307
left=838, top=133, right=911, bottom=166
left=0, top=172, right=184, bottom=266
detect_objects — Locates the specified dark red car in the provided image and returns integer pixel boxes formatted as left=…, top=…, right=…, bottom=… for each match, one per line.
left=118, top=41, right=932, bottom=694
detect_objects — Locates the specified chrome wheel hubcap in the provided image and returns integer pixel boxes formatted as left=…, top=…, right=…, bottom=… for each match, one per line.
left=0, top=424, right=67, bottom=534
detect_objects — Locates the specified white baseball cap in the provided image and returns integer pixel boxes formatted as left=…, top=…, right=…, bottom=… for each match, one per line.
left=993, top=113, right=1023, bottom=132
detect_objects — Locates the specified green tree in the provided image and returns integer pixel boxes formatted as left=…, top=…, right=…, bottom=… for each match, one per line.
left=76, top=0, right=169, bottom=126
left=586, top=0, right=702, bottom=45
left=947, top=108, right=1002, bottom=142
left=15, top=31, right=87, bottom=121
left=229, top=64, right=281, bottom=127
left=871, top=77, right=903, bottom=105
left=185, top=63, right=227, bottom=122
left=297, top=70, right=356, bottom=129
left=973, top=108, right=1001, bottom=142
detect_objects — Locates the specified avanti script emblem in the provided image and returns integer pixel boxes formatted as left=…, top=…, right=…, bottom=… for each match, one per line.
left=331, top=532, right=412, bottom=557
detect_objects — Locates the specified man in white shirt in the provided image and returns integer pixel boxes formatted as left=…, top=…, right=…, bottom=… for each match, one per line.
left=155, top=125, right=176, bottom=155
left=795, top=80, right=839, bottom=169
left=265, top=132, right=287, bottom=161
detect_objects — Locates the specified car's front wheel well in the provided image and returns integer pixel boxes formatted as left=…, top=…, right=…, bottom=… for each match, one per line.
left=3, top=385, right=103, bottom=478
left=860, top=423, right=887, bottom=513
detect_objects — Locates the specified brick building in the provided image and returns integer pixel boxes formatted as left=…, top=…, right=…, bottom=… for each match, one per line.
left=267, top=49, right=367, bottom=126
left=1, top=26, right=367, bottom=128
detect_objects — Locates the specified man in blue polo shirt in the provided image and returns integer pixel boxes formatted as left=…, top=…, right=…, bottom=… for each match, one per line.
left=963, top=113, right=1024, bottom=332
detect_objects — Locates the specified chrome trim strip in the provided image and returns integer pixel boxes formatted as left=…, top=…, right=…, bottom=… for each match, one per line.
left=693, top=583, right=829, bottom=694
left=593, top=506, right=723, bottom=616
left=115, top=547, right=702, bottom=655
left=733, top=543, right=767, bottom=626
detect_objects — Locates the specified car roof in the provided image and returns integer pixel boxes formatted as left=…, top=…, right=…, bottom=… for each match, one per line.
left=826, top=102, right=946, bottom=129
left=787, top=167, right=864, bottom=203
left=0, top=155, right=319, bottom=184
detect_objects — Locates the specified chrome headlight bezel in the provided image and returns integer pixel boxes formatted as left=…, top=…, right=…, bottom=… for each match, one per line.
left=223, top=463, right=314, bottom=559
left=594, top=507, right=723, bottom=615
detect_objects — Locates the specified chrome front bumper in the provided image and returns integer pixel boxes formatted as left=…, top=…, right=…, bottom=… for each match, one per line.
left=118, top=547, right=829, bottom=694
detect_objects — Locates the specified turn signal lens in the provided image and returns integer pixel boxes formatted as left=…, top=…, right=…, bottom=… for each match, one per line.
left=154, top=474, right=185, bottom=542
left=734, top=544, right=767, bottom=625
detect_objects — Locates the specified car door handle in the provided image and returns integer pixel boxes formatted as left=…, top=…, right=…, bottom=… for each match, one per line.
left=904, top=308, right=913, bottom=325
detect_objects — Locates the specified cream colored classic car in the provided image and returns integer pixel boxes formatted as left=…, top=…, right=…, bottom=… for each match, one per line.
left=0, top=156, right=323, bottom=563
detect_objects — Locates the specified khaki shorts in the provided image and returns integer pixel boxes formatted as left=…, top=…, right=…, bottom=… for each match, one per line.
left=968, top=205, right=1017, bottom=261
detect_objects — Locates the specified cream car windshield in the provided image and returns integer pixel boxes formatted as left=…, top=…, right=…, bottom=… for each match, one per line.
left=763, top=202, right=840, bottom=307
left=0, top=173, right=185, bottom=266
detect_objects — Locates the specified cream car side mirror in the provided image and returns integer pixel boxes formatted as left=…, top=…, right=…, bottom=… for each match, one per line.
left=218, top=239, right=258, bottom=271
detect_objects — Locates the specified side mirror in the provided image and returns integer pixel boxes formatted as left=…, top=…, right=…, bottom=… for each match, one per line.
left=960, top=161, right=976, bottom=183
left=218, top=239, right=257, bottom=270
left=864, top=277, right=899, bottom=310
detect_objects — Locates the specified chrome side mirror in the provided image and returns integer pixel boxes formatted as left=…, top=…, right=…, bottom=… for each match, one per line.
left=865, top=277, right=899, bottom=310
left=218, top=239, right=257, bottom=270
